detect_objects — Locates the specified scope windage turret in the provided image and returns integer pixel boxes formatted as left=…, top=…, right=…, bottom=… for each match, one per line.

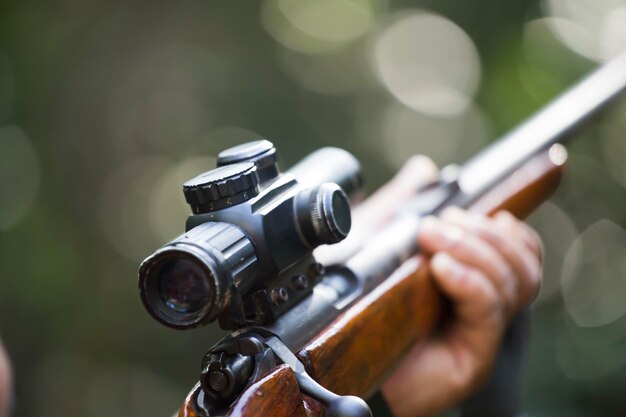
left=138, top=140, right=362, bottom=330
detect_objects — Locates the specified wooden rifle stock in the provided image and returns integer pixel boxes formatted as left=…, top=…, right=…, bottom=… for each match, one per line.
left=178, top=146, right=566, bottom=417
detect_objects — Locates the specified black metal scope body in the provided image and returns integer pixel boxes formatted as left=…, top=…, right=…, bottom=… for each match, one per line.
left=138, top=140, right=362, bottom=330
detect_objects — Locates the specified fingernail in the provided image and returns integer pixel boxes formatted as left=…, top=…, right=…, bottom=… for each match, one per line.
left=432, top=253, right=463, bottom=281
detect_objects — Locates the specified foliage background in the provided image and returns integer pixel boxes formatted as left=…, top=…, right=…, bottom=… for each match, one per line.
left=1, top=0, right=625, bottom=416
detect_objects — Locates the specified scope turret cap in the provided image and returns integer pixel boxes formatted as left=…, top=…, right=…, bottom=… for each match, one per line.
left=217, top=140, right=279, bottom=183
left=183, top=162, right=259, bottom=213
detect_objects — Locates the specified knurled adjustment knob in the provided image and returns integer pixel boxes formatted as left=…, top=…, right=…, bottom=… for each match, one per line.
left=183, top=162, right=259, bottom=214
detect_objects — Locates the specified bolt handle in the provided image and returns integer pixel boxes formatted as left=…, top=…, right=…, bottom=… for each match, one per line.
left=326, top=397, right=372, bottom=417
left=297, top=372, right=371, bottom=417
left=264, top=336, right=372, bottom=417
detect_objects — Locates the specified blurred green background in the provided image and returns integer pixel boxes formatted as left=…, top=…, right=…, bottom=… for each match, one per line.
left=1, top=0, right=626, bottom=416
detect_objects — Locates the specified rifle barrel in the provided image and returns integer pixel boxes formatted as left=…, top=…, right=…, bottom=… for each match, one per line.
left=454, top=50, right=626, bottom=206
left=262, top=52, right=626, bottom=351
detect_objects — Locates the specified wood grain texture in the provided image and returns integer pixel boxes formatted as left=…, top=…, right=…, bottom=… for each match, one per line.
left=298, top=256, right=440, bottom=399
left=293, top=149, right=565, bottom=402
left=179, top=148, right=566, bottom=417
left=471, top=147, right=565, bottom=217
left=226, top=365, right=309, bottom=417
left=179, top=366, right=311, bottom=417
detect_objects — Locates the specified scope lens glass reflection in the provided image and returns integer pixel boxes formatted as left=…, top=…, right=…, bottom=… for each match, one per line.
left=157, top=259, right=212, bottom=314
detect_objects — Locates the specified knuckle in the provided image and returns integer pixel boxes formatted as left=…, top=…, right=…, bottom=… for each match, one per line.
left=466, top=271, right=503, bottom=322
left=444, top=226, right=466, bottom=252
left=476, top=222, right=510, bottom=255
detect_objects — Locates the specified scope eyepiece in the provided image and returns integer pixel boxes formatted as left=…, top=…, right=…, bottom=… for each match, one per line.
left=139, top=222, right=257, bottom=329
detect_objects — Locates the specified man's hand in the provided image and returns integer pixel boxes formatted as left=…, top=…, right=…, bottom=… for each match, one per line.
left=380, top=207, right=542, bottom=417
left=315, top=155, right=543, bottom=417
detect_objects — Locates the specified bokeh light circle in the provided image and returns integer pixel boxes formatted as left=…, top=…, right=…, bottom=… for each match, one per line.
left=528, top=201, right=579, bottom=305
left=99, top=157, right=171, bottom=262
left=556, top=152, right=625, bottom=228
left=107, top=43, right=229, bottom=154
left=556, top=324, right=626, bottom=381
left=262, top=0, right=382, bottom=54
left=380, top=101, right=491, bottom=167
left=543, top=0, right=626, bottom=61
left=561, top=219, right=626, bottom=328
left=371, top=11, right=481, bottom=116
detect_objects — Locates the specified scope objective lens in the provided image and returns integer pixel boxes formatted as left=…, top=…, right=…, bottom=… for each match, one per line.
left=138, top=221, right=257, bottom=329
left=157, top=258, right=212, bottom=314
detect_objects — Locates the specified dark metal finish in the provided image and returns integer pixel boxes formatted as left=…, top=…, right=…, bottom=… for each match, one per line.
left=258, top=266, right=362, bottom=351
left=288, top=147, right=363, bottom=203
left=198, top=334, right=276, bottom=415
left=295, top=184, right=352, bottom=247
left=271, top=287, right=290, bottom=304
left=141, top=53, right=626, bottom=416
left=291, top=274, right=308, bottom=290
left=217, top=139, right=279, bottom=184
left=205, top=49, right=626, bottom=361
left=139, top=143, right=361, bottom=330
left=448, top=50, right=626, bottom=210
left=138, top=222, right=257, bottom=329
left=183, top=162, right=260, bottom=213
left=201, top=352, right=254, bottom=402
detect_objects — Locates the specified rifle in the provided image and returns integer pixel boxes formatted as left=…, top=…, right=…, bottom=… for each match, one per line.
left=138, top=51, right=626, bottom=417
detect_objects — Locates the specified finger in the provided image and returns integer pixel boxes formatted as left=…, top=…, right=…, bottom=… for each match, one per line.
left=382, top=254, right=505, bottom=417
left=419, top=216, right=519, bottom=317
left=443, top=207, right=541, bottom=308
left=430, top=253, right=504, bottom=333
left=494, top=211, right=543, bottom=259
left=493, top=211, right=542, bottom=304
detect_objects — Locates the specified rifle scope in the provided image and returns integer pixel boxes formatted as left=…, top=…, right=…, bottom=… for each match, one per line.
left=138, top=140, right=362, bottom=330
